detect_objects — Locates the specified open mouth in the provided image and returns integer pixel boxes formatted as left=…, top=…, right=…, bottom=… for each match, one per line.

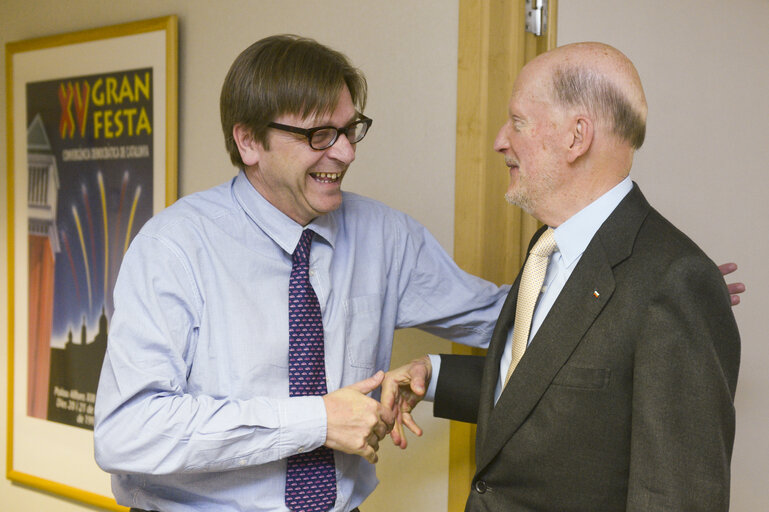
left=310, top=172, right=342, bottom=184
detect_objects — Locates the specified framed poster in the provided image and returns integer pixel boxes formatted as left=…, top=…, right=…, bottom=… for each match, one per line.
left=6, top=16, right=177, bottom=510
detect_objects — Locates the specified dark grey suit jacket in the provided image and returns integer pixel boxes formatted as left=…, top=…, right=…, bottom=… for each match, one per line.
left=434, top=184, right=740, bottom=511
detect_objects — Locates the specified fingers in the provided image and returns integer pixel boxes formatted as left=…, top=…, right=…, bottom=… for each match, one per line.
left=361, top=445, right=378, bottom=464
left=719, top=262, right=738, bottom=276
left=718, top=262, right=737, bottom=276
left=408, top=359, right=430, bottom=396
left=349, top=370, right=385, bottom=395
left=372, top=409, right=391, bottom=440
left=323, top=377, right=395, bottom=463
left=380, top=372, right=399, bottom=411
left=390, top=419, right=407, bottom=449
left=390, top=405, right=410, bottom=449
left=728, top=282, right=745, bottom=305
left=382, top=356, right=433, bottom=449
left=401, top=410, right=423, bottom=438
left=718, top=263, right=744, bottom=306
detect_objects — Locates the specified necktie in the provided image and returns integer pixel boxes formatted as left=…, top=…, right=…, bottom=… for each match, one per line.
left=504, top=228, right=557, bottom=386
left=285, top=230, right=336, bottom=512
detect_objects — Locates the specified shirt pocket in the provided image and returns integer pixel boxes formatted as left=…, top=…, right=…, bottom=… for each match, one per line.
left=552, top=365, right=611, bottom=390
left=343, top=294, right=383, bottom=370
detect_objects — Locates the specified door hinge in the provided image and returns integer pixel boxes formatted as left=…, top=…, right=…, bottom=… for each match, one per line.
left=525, top=0, right=548, bottom=36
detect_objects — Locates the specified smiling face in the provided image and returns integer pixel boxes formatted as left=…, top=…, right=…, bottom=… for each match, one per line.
left=236, top=86, right=358, bottom=226
left=493, top=62, right=567, bottom=221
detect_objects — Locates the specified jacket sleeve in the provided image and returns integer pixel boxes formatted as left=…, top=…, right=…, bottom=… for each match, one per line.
left=626, top=255, right=740, bottom=511
left=433, top=354, right=487, bottom=424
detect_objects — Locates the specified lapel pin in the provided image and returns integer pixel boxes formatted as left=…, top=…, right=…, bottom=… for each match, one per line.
left=593, top=290, right=600, bottom=299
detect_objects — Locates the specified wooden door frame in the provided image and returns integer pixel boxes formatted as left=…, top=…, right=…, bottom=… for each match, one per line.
left=449, top=0, right=558, bottom=509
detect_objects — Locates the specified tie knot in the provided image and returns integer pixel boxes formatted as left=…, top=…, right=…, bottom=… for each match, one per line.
left=292, top=230, right=315, bottom=264
left=530, top=228, right=557, bottom=257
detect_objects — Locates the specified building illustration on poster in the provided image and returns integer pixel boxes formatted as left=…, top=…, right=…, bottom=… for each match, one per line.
left=25, top=68, right=155, bottom=429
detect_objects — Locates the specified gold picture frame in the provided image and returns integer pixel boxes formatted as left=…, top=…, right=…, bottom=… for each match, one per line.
left=6, top=15, right=177, bottom=510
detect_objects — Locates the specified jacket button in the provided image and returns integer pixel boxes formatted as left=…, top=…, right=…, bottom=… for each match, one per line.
left=474, top=480, right=487, bottom=494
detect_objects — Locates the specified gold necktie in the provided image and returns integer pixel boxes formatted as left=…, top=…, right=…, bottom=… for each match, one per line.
left=504, top=228, right=557, bottom=386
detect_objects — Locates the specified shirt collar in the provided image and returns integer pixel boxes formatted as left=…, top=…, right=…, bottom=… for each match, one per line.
left=232, top=170, right=339, bottom=254
left=552, top=176, right=633, bottom=267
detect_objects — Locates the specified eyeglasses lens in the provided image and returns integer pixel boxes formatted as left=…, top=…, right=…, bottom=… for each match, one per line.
left=309, top=119, right=369, bottom=150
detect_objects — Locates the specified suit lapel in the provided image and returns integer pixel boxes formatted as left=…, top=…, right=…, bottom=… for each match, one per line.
left=474, top=184, right=652, bottom=474
left=474, top=226, right=545, bottom=451
left=474, top=277, right=520, bottom=451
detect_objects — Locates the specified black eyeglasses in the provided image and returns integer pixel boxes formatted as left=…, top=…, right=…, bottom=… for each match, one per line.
left=267, top=114, right=373, bottom=150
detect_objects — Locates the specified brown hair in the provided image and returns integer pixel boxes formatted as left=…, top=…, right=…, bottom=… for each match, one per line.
left=551, top=66, right=646, bottom=149
left=220, top=34, right=367, bottom=166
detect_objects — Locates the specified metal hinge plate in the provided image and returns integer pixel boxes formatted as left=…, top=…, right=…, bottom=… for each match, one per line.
left=525, top=0, right=548, bottom=36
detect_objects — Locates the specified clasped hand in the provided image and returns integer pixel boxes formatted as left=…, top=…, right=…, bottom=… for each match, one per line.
left=322, top=358, right=433, bottom=463
left=380, top=355, right=432, bottom=449
left=323, top=371, right=395, bottom=464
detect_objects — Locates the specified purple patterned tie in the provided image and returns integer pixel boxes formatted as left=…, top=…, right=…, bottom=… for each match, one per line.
left=285, top=230, right=336, bottom=512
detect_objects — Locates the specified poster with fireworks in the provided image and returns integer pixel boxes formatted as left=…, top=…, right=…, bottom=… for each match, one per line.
left=26, top=68, right=154, bottom=429
left=7, top=16, right=177, bottom=511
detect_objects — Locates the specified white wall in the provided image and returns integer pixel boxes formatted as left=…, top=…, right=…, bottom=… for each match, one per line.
left=558, top=1, right=769, bottom=509
left=0, top=1, right=459, bottom=510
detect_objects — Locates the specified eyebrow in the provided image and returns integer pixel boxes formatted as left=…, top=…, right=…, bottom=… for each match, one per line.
left=306, top=111, right=360, bottom=129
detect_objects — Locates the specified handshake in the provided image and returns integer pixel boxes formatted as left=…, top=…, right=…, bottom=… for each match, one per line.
left=321, top=356, right=432, bottom=463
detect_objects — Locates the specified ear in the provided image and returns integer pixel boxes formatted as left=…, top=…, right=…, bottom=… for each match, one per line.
left=566, top=116, right=593, bottom=163
left=232, top=123, right=263, bottom=167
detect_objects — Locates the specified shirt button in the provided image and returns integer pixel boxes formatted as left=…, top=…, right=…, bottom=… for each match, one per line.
left=474, top=480, right=487, bottom=494
left=308, top=269, right=316, bottom=277
left=297, top=446, right=305, bottom=453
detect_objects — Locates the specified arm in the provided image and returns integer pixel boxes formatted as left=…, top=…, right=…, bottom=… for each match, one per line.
left=393, top=215, right=509, bottom=348
left=626, top=257, right=740, bottom=511
left=433, top=354, right=486, bottom=424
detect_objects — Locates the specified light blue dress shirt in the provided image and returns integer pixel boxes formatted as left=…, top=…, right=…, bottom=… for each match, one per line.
left=94, top=171, right=508, bottom=512
left=426, top=177, right=632, bottom=403
left=492, top=176, right=632, bottom=402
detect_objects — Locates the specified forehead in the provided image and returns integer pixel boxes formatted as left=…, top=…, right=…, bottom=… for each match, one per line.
left=289, top=85, right=357, bottom=126
left=509, top=62, right=553, bottom=115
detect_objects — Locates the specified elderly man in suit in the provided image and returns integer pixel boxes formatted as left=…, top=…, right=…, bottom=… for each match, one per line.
left=384, top=42, right=740, bottom=511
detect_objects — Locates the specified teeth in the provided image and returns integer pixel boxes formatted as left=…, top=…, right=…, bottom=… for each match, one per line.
left=313, top=172, right=340, bottom=182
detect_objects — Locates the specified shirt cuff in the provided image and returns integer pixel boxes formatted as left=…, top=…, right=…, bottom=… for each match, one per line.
left=277, top=396, right=327, bottom=458
left=424, top=354, right=441, bottom=402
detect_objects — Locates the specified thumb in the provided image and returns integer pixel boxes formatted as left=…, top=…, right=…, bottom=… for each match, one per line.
left=349, top=370, right=385, bottom=395
left=409, top=363, right=429, bottom=395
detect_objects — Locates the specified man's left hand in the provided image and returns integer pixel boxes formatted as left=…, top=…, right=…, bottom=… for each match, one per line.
left=718, top=262, right=746, bottom=306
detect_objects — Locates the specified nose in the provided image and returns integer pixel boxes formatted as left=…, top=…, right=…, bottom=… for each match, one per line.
left=493, top=122, right=510, bottom=153
left=327, top=133, right=356, bottom=164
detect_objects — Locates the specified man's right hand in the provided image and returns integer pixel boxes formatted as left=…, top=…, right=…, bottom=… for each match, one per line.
left=322, top=371, right=394, bottom=464
left=381, top=356, right=432, bottom=449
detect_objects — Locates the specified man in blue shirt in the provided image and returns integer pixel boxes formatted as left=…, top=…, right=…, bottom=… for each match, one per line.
left=94, top=35, right=508, bottom=512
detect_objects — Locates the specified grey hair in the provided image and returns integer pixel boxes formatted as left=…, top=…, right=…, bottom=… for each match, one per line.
left=551, top=66, right=645, bottom=149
